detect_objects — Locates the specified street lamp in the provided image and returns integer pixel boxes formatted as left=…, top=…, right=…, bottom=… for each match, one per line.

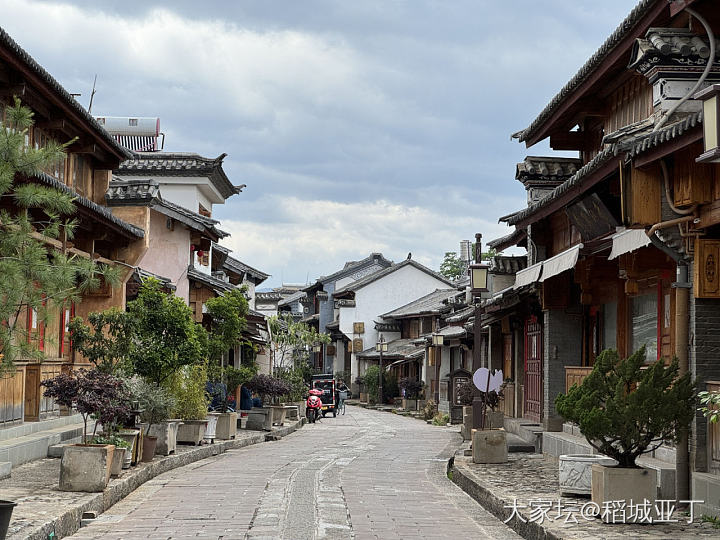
left=431, top=332, right=444, bottom=403
left=695, top=84, right=720, bottom=163
left=471, top=233, right=488, bottom=430
left=376, top=335, right=388, bottom=403
left=469, top=263, right=489, bottom=293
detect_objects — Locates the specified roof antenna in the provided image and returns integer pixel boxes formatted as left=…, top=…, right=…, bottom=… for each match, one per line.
left=87, top=74, right=98, bottom=114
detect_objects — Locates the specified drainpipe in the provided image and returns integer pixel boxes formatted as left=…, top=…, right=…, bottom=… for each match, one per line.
left=645, top=225, right=691, bottom=504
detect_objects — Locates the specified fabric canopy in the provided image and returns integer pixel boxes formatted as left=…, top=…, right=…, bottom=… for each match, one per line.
left=608, top=228, right=651, bottom=260
left=513, top=261, right=542, bottom=289
left=539, top=244, right=583, bottom=282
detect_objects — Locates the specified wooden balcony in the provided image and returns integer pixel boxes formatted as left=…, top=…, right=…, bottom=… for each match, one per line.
left=565, top=366, right=593, bottom=394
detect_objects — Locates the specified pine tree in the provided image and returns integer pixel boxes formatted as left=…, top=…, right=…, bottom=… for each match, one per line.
left=0, top=98, right=118, bottom=375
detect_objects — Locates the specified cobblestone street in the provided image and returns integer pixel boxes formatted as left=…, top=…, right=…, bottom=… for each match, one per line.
left=66, top=407, right=519, bottom=539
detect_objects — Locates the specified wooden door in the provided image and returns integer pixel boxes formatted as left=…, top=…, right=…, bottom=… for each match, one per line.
left=523, top=317, right=543, bottom=423
left=24, top=364, right=41, bottom=422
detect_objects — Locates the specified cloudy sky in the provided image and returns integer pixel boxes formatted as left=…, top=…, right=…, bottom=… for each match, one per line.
left=1, top=0, right=634, bottom=288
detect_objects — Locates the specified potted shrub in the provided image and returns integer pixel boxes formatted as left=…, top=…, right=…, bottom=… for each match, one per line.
left=555, top=347, right=694, bottom=521
left=132, top=378, right=176, bottom=461
left=399, top=377, right=424, bottom=411
left=171, top=364, right=211, bottom=445
left=215, top=365, right=256, bottom=439
left=245, top=374, right=291, bottom=430
left=42, top=370, right=131, bottom=491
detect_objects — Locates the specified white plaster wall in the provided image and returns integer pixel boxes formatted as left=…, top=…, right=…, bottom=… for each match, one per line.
left=336, top=276, right=353, bottom=290
left=337, top=264, right=450, bottom=384
left=138, top=209, right=191, bottom=303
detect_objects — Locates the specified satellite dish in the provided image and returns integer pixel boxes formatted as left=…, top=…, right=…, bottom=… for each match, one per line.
left=473, top=367, right=504, bottom=393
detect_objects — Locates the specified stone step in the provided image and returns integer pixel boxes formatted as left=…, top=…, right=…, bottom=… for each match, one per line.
left=0, top=420, right=92, bottom=469
left=506, top=433, right=536, bottom=453
left=0, top=413, right=86, bottom=441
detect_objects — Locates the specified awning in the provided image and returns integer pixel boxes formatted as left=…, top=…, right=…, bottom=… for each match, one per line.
left=539, top=244, right=583, bottom=282
left=513, top=261, right=542, bottom=289
left=608, top=228, right=651, bottom=260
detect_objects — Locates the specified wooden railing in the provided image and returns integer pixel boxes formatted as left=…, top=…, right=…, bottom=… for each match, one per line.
left=0, top=365, right=26, bottom=426
left=565, top=366, right=593, bottom=394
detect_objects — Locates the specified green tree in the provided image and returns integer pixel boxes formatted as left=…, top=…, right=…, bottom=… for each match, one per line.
left=268, top=312, right=330, bottom=370
left=67, top=308, right=135, bottom=375
left=128, top=279, right=208, bottom=386
left=0, top=98, right=119, bottom=374
left=555, top=347, right=695, bottom=468
left=439, top=246, right=500, bottom=281
left=205, top=288, right=249, bottom=364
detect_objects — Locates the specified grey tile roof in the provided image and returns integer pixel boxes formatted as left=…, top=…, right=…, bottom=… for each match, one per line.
left=0, top=28, right=133, bottom=162
left=381, top=289, right=459, bottom=319
left=487, top=229, right=527, bottom=251
left=106, top=178, right=229, bottom=239
left=618, top=111, right=703, bottom=158
left=356, top=338, right=425, bottom=360
left=117, top=152, right=242, bottom=200
left=277, top=290, right=307, bottom=307
left=444, top=305, right=474, bottom=323
left=516, top=156, right=581, bottom=184
left=134, top=268, right=175, bottom=290
left=222, top=255, right=270, bottom=285
left=34, top=172, right=144, bottom=239
left=317, top=253, right=393, bottom=283
left=187, top=268, right=234, bottom=293
left=629, top=28, right=718, bottom=74
left=490, top=256, right=528, bottom=275
left=333, top=259, right=454, bottom=296
left=513, top=0, right=656, bottom=144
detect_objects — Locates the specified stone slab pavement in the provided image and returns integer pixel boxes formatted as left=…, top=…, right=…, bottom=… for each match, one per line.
left=451, top=451, right=720, bottom=539
left=4, top=421, right=302, bottom=540
left=65, top=406, right=519, bottom=539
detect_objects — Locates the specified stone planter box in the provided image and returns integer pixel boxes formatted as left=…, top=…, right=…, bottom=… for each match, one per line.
left=472, top=429, right=507, bottom=464
left=59, top=444, right=114, bottom=492
left=110, top=447, right=127, bottom=477
left=591, top=464, right=657, bottom=522
left=402, top=398, right=418, bottom=411
left=147, top=421, right=180, bottom=456
left=559, top=454, right=616, bottom=495
left=204, top=413, right=220, bottom=442
left=246, top=407, right=273, bottom=431
left=270, top=405, right=288, bottom=426
left=177, top=420, right=208, bottom=445
left=215, top=412, right=237, bottom=440
left=359, top=392, right=368, bottom=403
left=286, top=401, right=305, bottom=419
left=117, top=430, right=140, bottom=466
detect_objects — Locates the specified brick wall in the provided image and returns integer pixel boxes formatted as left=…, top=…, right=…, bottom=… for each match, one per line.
left=543, top=307, right=583, bottom=431
left=689, top=262, right=720, bottom=472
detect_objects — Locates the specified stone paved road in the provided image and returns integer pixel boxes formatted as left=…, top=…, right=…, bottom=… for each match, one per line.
left=68, top=406, right=520, bottom=539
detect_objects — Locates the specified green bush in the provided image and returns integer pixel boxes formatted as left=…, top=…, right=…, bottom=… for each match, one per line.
left=91, top=434, right=130, bottom=449
left=365, top=365, right=380, bottom=403
left=422, top=399, right=437, bottom=420
left=555, top=346, right=694, bottom=468
left=169, top=364, right=210, bottom=421
left=432, top=413, right=449, bottom=426
left=276, top=367, right=308, bottom=402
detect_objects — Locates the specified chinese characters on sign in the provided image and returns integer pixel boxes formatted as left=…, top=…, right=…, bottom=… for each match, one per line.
left=503, top=498, right=702, bottom=526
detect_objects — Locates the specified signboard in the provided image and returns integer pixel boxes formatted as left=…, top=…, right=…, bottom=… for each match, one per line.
left=352, top=338, right=364, bottom=352
left=453, top=376, right=469, bottom=406
left=353, top=322, right=365, bottom=334
left=326, top=344, right=337, bottom=356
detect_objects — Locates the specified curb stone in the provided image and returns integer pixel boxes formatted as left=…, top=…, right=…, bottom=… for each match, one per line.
left=14, top=419, right=304, bottom=540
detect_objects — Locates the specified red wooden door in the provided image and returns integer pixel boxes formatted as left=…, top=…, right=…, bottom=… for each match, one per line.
left=523, top=317, right=543, bottom=423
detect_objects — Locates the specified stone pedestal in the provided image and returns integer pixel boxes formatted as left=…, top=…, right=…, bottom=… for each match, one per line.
left=247, top=407, right=273, bottom=431
left=461, top=406, right=473, bottom=440
left=472, top=429, right=507, bottom=464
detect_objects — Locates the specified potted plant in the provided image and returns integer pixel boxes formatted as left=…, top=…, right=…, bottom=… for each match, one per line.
left=276, top=366, right=308, bottom=420
left=0, top=500, right=17, bottom=540
left=91, top=434, right=131, bottom=476
left=216, top=365, right=256, bottom=439
left=399, top=377, right=424, bottom=411
left=132, top=378, right=176, bottom=461
left=555, top=347, right=694, bottom=520
left=42, top=370, right=131, bottom=491
left=245, top=374, right=291, bottom=430
left=171, top=364, right=211, bottom=445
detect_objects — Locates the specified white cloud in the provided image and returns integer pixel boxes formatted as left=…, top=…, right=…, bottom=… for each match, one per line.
left=219, top=195, right=517, bottom=287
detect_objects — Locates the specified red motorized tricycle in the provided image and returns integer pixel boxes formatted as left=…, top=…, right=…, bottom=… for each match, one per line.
left=311, top=374, right=337, bottom=417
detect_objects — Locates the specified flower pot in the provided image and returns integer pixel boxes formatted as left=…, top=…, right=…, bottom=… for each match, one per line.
left=472, top=429, right=507, bottom=464
left=215, top=412, right=237, bottom=440
left=110, top=447, right=127, bottom=477
left=558, top=454, right=617, bottom=495
left=270, top=405, right=288, bottom=426
left=238, top=410, right=250, bottom=430
left=117, top=430, right=140, bottom=466
left=591, top=464, right=657, bottom=522
left=0, top=500, right=18, bottom=540
left=246, top=407, right=273, bottom=431
left=177, top=420, right=208, bottom=445
left=204, top=413, right=220, bottom=442
left=141, top=436, right=157, bottom=462
left=59, top=444, right=115, bottom=492
left=147, top=421, right=179, bottom=456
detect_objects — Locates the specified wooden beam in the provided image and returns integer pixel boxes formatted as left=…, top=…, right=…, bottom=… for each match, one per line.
left=35, top=119, right=67, bottom=130
left=550, top=131, right=587, bottom=151
left=632, top=129, right=703, bottom=169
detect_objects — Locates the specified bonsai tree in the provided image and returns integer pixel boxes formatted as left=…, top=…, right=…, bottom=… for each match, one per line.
left=245, top=374, right=291, bottom=405
left=128, top=279, right=208, bottom=387
left=399, top=377, right=424, bottom=400
left=555, top=347, right=695, bottom=468
left=68, top=308, right=135, bottom=375
left=42, top=369, right=132, bottom=443
left=129, top=378, right=175, bottom=436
